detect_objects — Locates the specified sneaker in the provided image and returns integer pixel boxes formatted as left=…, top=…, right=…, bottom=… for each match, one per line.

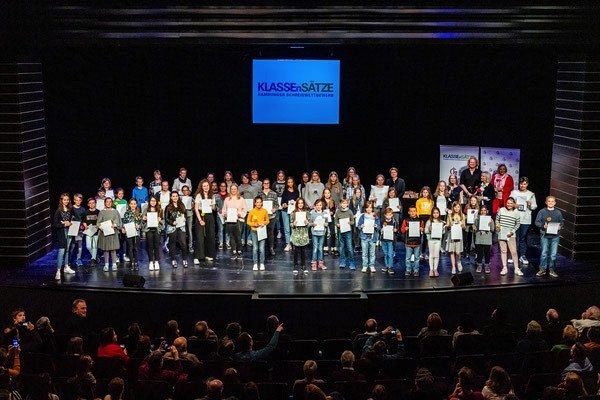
left=362, top=266, right=368, bottom=273
left=64, top=266, right=76, bottom=274
left=536, top=269, right=546, bottom=277
left=485, top=264, right=490, bottom=273
left=111, top=263, right=118, bottom=271
left=183, top=260, right=188, bottom=268
left=419, top=254, right=424, bottom=260
left=259, top=263, right=265, bottom=271
left=388, top=269, right=395, bottom=275
left=293, top=268, right=298, bottom=275
left=508, top=258, right=514, bottom=264
left=253, top=264, right=258, bottom=271
left=414, top=271, right=420, bottom=277
left=424, top=254, right=429, bottom=260
left=284, top=244, right=292, bottom=252
left=124, top=256, right=130, bottom=262
left=429, top=270, right=434, bottom=277
left=270, top=248, right=275, bottom=256
left=206, top=257, right=214, bottom=261
left=154, top=261, right=160, bottom=270
left=458, top=263, right=463, bottom=272
left=410, top=255, right=415, bottom=262
left=319, top=261, right=327, bottom=270
left=452, top=267, right=456, bottom=274
left=311, top=261, right=318, bottom=271
left=434, top=270, right=439, bottom=277
left=405, top=271, right=411, bottom=277
left=339, top=260, right=346, bottom=269
left=103, top=265, right=109, bottom=272
left=226, top=242, right=231, bottom=249
left=55, top=270, right=61, bottom=280
left=303, top=269, right=309, bottom=275
left=549, top=271, right=559, bottom=278
left=500, top=267, right=508, bottom=275
left=194, top=258, right=200, bottom=265
left=149, top=262, right=154, bottom=271
left=349, top=262, right=356, bottom=270
left=369, top=266, right=376, bottom=273
left=247, top=240, right=252, bottom=246
left=75, top=259, right=83, bottom=267
left=514, top=267, right=524, bottom=276
left=218, top=243, right=223, bottom=250
left=476, top=264, right=482, bottom=273
left=381, top=267, right=388, bottom=273
left=277, top=232, right=282, bottom=239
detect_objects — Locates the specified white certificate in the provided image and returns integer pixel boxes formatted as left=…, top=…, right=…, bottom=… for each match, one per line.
left=287, top=200, right=296, bottom=214
left=408, top=221, right=420, bottom=238
left=363, top=218, right=375, bottom=234
left=382, top=225, right=394, bottom=240
left=431, top=222, right=443, bottom=239
left=181, top=196, right=193, bottom=210
left=436, top=196, right=447, bottom=215
left=451, top=224, right=463, bottom=240
left=314, top=216, right=325, bottom=231
left=263, top=200, right=273, bottom=214
left=479, top=216, right=491, bottom=231
left=277, top=197, right=282, bottom=207
left=370, top=185, right=388, bottom=207
left=201, top=199, right=213, bottom=214
left=339, top=217, right=351, bottom=233
left=466, top=209, right=478, bottom=224
left=141, top=202, right=148, bottom=214
left=388, top=198, right=400, bottom=212
left=245, top=199, right=254, bottom=212
left=257, top=225, right=267, bottom=241
left=99, top=220, right=114, bottom=236
left=147, top=212, right=158, bottom=228
left=105, top=189, right=114, bottom=199
left=499, top=226, right=510, bottom=241
left=355, top=212, right=363, bottom=224
left=218, top=214, right=225, bottom=224
left=325, top=211, right=332, bottom=223
left=226, top=207, right=238, bottom=223
left=516, top=196, right=528, bottom=211
left=116, top=204, right=126, bottom=218
left=546, top=222, right=560, bottom=235
left=175, top=216, right=186, bottom=228
left=67, top=221, right=80, bottom=236
left=96, top=200, right=105, bottom=211
left=124, top=222, right=137, bottom=238
left=295, top=211, right=306, bottom=227
left=83, top=225, right=98, bottom=236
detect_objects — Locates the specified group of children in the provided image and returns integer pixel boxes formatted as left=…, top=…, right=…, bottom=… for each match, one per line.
left=53, top=168, right=564, bottom=280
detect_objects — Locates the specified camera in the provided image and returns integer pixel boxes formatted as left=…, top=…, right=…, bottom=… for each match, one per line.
left=162, top=343, right=172, bottom=351
left=390, top=330, right=397, bottom=335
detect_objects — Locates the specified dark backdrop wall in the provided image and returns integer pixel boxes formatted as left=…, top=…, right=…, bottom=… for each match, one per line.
left=42, top=45, right=557, bottom=203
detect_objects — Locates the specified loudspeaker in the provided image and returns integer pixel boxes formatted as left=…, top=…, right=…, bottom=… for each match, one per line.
left=451, top=272, right=474, bottom=286
left=123, top=274, right=146, bottom=288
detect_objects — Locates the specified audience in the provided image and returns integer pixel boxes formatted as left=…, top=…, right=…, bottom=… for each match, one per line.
left=163, top=336, right=202, bottom=366
left=551, top=325, right=579, bottom=353
left=558, top=371, right=587, bottom=400
left=449, top=367, right=484, bottom=400
left=331, top=350, right=366, bottom=382
left=103, top=377, right=124, bottom=400
left=353, top=318, right=379, bottom=357
left=543, top=308, right=565, bottom=346
left=408, top=367, right=443, bottom=400
left=190, top=320, right=219, bottom=341
left=571, top=305, right=600, bottom=333
left=233, top=323, right=283, bottom=362
left=561, top=342, right=593, bottom=376
left=584, top=326, right=600, bottom=350
left=482, top=366, right=513, bottom=400
left=137, top=349, right=188, bottom=383
left=66, top=336, right=84, bottom=356
left=66, top=355, right=96, bottom=399
left=35, top=316, right=57, bottom=354
left=516, top=320, right=549, bottom=353
left=452, top=313, right=480, bottom=350
left=97, top=327, right=129, bottom=364
left=63, top=298, right=91, bottom=337
left=417, top=312, right=448, bottom=340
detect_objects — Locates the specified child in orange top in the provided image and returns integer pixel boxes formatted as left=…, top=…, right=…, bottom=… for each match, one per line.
left=247, top=196, right=269, bottom=271
left=415, top=186, right=434, bottom=260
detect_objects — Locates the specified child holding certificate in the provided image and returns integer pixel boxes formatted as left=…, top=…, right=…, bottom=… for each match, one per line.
left=534, top=196, right=563, bottom=278
left=358, top=201, right=381, bottom=273
left=310, top=199, right=328, bottom=271
left=281, top=176, right=299, bottom=252
left=446, top=201, right=466, bottom=275
left=510, top=177, right=537, bottom=266
left=416, top=186, right=434, bottom=260
left=323, top=188, right=337, bottom=256
left=165, top=191, right=189, bottom=268
left=97, top=197, right=121, bottom=272
left=425, top=207, right=445, bottom=277
left=69, top=193, right=86, bottom=267
left=121, top=199, right=141, bottom=270
left=113, top=188, right=129, bottom=265
left=193, top=179, right=216, bottom=264
left=142, top=196, right=162, bottom=270
left=247, top=196, right=269, bottom=271
left=334, top=198, right=356, bottom=270
left=53, top=193, right=76, bottom=280
left=222, top=184, right=247, bottom=259
left=401, top=205, right=424, bottom=277
left=474, top=205, right=495, bottom=273
left=83, top=198, right=100, bottom=266
left=463, top=196, right=480, bottom=263
left=382, top=188, right=402, bottom=236
left=350, top=187, right=365, bottom=252
left=380, top=208, right=398, bottom=275
left=495, top=197, right=522, bottom=276
left=290, top=198, right=310, bottom=274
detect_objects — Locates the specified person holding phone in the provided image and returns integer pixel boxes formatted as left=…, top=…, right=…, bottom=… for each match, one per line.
left=9, top=308, right=41, bottom=352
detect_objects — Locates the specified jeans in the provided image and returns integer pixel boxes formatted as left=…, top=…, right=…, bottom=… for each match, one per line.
left=338, top=231, right=354, bottom=264
left=381, top=240, right=394, bottom=268
left=85, top=235, right=98, bottom=260
left=251, top=230, right=266, bottom=264
left=56, top=230, right=72, bottom=268
left=539, top=234, right=559, bottom=272
left=405, top=245, right=421, bottom=273
left=361, top=240, right=376, bottom=267
left=216, top=214, right=229, bottom=245
left=312, top=234, right=325, bottom=261
left=281, top=211, right=291, bottom=244
left=516, top=224, right=530, bottom=258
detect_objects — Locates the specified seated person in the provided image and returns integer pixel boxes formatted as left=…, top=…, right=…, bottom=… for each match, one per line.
left=571, top=306, right=600, bottom=333
left=562, top=343, right=593, bottom=376
left=163, top=336, right=201, bottom=366
left=551, top=326, right=579, bottom=353
left=67, top=355, right=97, bottom=399
left=543, top=308, right=565, bottom=347
left=97, top=327, right=129, bottom=364
left=516, top=320, right=549, bottom=353
left=189, top=320, right=218, bottom=341
left=449, top=367, right=483, bottom=400
left=292, top=360, right=326, bottom=400
left=418, top=313, right=448, bottom=340
left=138, top=349, right=187, bottom=383
left=331, top=350, right=366, bottom=382
left=482, top=366, right=514, bottom=400
left=233, top=323, right=283, bottom=362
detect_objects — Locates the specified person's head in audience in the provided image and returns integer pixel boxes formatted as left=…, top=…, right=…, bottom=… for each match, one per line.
left=414, top=368, right=435, bottom=391
left=147, top=350, right=165, bottom=373
left=237, top=332, right=253, bottom=352
left=193, top=320, right=210, bottom=339
left=581, top=306, right=600, bottom=320
left=587, top=326, right=600, bottom=345
left=458, top=314, right=476, bottom=333
left=370, top=384, right=388, bottom=400
left=541, top=386, right=564, bottom=400
left=485, top=366, right=513, bottom=396
left=76, top=355, right=94, bottom=377
left=206, top=378, right=224, bottom=400
left=135, top=335, right=151, bottom=356
left=302, top=360, right=319, bottom=382
left=10, top=308, right=26, bottom=327
left=304, top=383, right=327, bottom=400
left=25, top=372, right=55, bottom=400
left=106, top=377, right=124, bottom=400
left=457, top=367, right=478, bottom=394
left=173, top=337, right=189, bottom=354
left=222, top=367, right=240, bottom=385
left=127, top=322, right=141, bottom=341
left=560, top=371, right=587, bottom=397
left=225, top=322, right=241, bottom=341
left=72, top=299, right=87, bottom=318
left=67, top=337, right=83, bottom=356
left=219, top=339, right=235, bottom=358
left=525, top=320, right=543, bottom=338
left=266, top=315, right=280, bottom=335
left=562, top=325, right=578, bottom=344
left=36, top=317, right=54, bottom=334
left=364, top=318, right=378, bottom=333
left=569, top=342, right=588, bottom=362
left=240, top=381, right=260, bottom=400
left=165, top=320, right=180, bottom=342
left=426, top=312, right=443, bottom=331
left=547, top=308, right=560, bottom=323
left=99, top=327, right=118, bottom=347
left=340, top=350, right=355, bottom=368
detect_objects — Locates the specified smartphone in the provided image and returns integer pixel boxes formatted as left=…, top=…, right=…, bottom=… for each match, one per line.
left=390, top=330, right=397, bottom=335
left=21, top=322, right=28, bottom=327
left=12, top=339, right=18, bottom=348
left=162, top=343, right=171, bottom=351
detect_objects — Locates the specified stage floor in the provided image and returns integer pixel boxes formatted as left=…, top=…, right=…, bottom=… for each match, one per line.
left=3, top=240, right=598, bottom=296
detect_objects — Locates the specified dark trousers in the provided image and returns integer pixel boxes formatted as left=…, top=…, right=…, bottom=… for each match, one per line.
left=146, top=229, right=161, bottom=262
left=476, top=244, right=491, bottom=264
left=194, top=214, right=216, bottom=259
left=227, top=221, right=243, bottom=253
left=293, top=245, right=306, bottom=267
left=126, top=236, right=139, bottom=263
left=169, top=229, right=188, bottom=259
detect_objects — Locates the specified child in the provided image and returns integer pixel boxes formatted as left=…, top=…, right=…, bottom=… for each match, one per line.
left=425, top=207, right=445, bottom=277
left=463, top=195, right=480, bottom=263
left=142, top=196, right=162, bottom=270
left=97, top=197, right=121, bottom=272
left=193, top=179, right=216, bottom=264
left=382, top=187, right=402, bottom=231
left=82, top=198, right=99, bottom=266
left=510, top=177, right=537, bottom=266
left=290, top=198, right=310, bottom=274
left=165, top=191, right=189, bottom=268
left=70, top=193, right=86, bottom=267
left=101, top=178, right=114, bottom=199
left=323, top=188, right=337, bottom=256
left=434, top=180, right=450, bottom=252
left=259, top=178, right=279, bottom=256
left=247, top=196, right=269, bottom=271
left=474, top=205, right=495, bottom=273
left=446, top=201, right=466, bottom=275
left=95, top=188, right=106, bottom=209
left=310, top=199, right=328, bottom=271
left=132, top=176, right=149, bottom=210
left=358, top=201, right=381, bottom=273
left=181, top=185, right=195, bottom=253
left=334, top=198, right=356, bottom=270
left=350, top=187, right=365, bottom=252
left=113, top=188, right=128, bottom=264
left=534, top=196, right=563, bottom=278
left=401, top=205, right=424, bottom=277
left=495, top=197, right=522, bottom=276
left=281, top=176, right=299, bottom=252
left=221, top=183, right=247, bottom=259
left=53, top=193, right=76, bottom=280
left=121, top=199, right=141, bottom=270
left=148, top=169, right=162, bottom=197
left=415, top=186, right=434, bottom=259
left=380, top=207, right=398, bottom=275
left=215, top=182, right=228, bottom=250
left=155, top=180, right=171, bottom=252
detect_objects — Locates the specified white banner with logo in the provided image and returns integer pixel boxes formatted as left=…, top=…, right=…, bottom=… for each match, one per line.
left=439, top=145, right=480, bottom=183
left=480, top=147, right=520, bottom=191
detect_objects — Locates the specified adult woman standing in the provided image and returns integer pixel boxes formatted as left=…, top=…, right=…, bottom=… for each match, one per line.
left=165, top=191, right=189, bottom=268
left=459, top=156, right=482, bottom=202
left=281, top=176, right=299, bottom=252
left=193, top=179, right=216, bottom=264
left=305, top=171, right=325, bottom=210
left=222, top=184, right=247, bottom=259
left=53, top=193, right=77, bottom=280
left=477, top=172, right=495, bottom=211
left=97, top=197, right=121, bottom=273
left=492, top=164, right=514, bottom=217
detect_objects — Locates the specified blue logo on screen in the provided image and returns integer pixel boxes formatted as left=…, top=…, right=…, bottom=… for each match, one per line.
left=253, top=60, right=340, bottom=124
